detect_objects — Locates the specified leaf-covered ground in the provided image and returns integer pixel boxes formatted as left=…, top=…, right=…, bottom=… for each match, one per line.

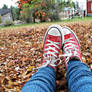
left=0, top=21, right=92, bottom=92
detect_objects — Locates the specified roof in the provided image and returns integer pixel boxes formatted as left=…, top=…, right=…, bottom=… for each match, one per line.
left=0, top=9, right=11, bottom=16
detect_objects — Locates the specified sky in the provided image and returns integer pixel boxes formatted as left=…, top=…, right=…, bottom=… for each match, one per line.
left=0, top=0, right=86, bottom=10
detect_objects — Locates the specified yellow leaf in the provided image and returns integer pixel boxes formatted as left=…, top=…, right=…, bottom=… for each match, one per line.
left=27, top=66, right=35, bottom=72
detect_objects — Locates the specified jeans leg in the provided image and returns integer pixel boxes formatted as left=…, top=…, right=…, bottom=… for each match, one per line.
left=67, top=59, right=92, bottom=92
left=21, top=66, right=56, bottom=92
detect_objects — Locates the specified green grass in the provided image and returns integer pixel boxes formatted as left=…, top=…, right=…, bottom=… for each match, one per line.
left=0, top=22, right=40, bottom=29
left=0, top=17, right=92, bottom=29
left=63, top=16, right=92, bottom=22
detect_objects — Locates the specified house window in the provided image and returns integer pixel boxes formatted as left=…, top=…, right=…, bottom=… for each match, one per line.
left=91, top=3, right=92, bottom=11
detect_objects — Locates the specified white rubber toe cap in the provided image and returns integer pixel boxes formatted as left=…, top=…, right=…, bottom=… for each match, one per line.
left=48, top=27, right=61, bottom=36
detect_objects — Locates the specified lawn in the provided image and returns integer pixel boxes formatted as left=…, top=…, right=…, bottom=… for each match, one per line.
left=0, top=18, right=92, bottom=92
left=0, top=17, right=92, bottom=29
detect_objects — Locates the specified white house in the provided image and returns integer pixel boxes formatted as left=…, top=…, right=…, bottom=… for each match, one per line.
left=0, top=9, right=13, bottom=23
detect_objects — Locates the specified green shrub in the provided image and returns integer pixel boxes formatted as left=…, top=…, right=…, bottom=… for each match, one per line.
left=3, top=20, right=13, bottom=26
left=20, top=8, right=32, bottom=23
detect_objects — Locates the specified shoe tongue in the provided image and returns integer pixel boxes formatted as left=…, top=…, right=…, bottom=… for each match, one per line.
left=47, top=34, right=60, bottom=42
left=64, top=33, right=72, bottom=39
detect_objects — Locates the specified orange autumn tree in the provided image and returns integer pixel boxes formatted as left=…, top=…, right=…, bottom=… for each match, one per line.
left=18, top=0, right=58, bottom=22
left=17, top=0, right=38, bottom=22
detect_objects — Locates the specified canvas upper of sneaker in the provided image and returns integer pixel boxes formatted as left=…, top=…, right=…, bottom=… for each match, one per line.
left=62, top=27, right=82, bottom=66
left=43, top=25, right=63, bottom=68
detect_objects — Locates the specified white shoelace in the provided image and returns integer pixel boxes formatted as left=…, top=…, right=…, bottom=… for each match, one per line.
left=62, top=37, right=80, bottom=64
left=33, top=39, right=61, bottom=70
left=32, top=38, right=80, bottom=70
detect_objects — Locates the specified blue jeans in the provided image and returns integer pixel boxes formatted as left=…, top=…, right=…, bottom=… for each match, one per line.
left=21, top=60, right=92, bottom=92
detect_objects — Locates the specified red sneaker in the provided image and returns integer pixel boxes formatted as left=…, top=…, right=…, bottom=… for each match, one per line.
left=40, top=25, right=63, bottom=70
left=62, top=27, right=82, bottom=68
